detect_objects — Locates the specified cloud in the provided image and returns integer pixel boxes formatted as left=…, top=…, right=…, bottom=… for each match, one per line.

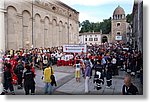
left=79, top=12, right=103, bottom=23
left=60, top=0, right=133, bottom=6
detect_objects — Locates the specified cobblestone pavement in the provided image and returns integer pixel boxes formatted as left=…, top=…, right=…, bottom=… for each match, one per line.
left=5, top=66, right=143, bottom=95
left=55, top=69, right=143, bottom=95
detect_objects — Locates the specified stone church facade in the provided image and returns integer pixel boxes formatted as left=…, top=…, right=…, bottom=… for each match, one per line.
left=4, top=0, right=79, bottom=50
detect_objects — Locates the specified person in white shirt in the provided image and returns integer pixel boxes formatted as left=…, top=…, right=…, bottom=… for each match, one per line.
left=111, top=56, right=117, bottom=76
left=61, top=54, right=65, bottom=66
left=57, top=53, right=62, bottom=66
left=74, top=60, right=81, bottom=82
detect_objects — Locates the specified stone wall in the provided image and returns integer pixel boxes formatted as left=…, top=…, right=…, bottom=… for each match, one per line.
left=0, top=0, right=5, bottom=51
left=4, top=0, right=79, bottom=50
left=111, top=19, right=127, bottom=43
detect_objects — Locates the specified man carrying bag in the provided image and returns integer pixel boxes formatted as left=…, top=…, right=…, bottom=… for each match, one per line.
left=44, top=64, right=56, bottom=95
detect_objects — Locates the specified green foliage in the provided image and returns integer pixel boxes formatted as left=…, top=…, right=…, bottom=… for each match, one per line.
left=79, top=14, right=131, bottom=34
left=126, top=14, right=132, bottom=23
left=79, top=17, right=111, bottom=34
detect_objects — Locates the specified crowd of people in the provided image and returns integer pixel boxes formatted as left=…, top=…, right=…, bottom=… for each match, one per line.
left=0, top=42, right=143, bottom=95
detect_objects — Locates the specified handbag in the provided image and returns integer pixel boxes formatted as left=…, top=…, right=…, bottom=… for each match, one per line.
left=50, top=67, right=57, bottom=86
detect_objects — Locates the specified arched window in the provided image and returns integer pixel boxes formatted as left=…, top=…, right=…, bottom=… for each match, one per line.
left=117, top=32, right=120, bottom=35
left=117, top=23, right=120, bottom=27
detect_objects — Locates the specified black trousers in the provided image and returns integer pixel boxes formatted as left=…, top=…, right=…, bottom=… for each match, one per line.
left=106, top=80, right=112, bottom=87
left=81, top=68, right=85, bottom=77
left=112, top=64, right=118, bottom=75
left=24, top=84, right=35, bottom=95
left=4, top=80, right=14, bottom=92
left=112, top=64, right=116, bottom=75
left=17, top=74, right=23, bottom=86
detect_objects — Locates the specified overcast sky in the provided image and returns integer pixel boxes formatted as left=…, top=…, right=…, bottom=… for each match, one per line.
left=59, top=0, right=134, bottom=23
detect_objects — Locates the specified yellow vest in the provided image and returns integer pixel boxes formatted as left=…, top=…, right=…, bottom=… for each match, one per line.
left=44, top=67, right=54, bottom=83
left=10, top=50, right=13, bottom=55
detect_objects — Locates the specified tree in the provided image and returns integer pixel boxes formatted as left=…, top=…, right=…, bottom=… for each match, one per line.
left=79, top=17, right=111, bottom=34
left=126, top=14, right=132, bottom=23
left=79, top=20, right=91, bottom=33
left=100, top=17, right=111, bottom=34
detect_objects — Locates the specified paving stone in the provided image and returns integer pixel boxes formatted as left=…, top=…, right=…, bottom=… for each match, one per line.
left=4, top=66, right=143, bottom=95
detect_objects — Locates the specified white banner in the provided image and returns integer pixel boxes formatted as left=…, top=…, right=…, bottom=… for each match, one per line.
left=115, top=36, right=122, bottom=41
left=63, top=44, right=87, bottom=53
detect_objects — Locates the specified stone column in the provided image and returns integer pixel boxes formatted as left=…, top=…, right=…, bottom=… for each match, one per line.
left=49, top=23, right=52, bottom=47
left=62, top=25, right=65, bottom=45
left=0, top=0, right=5, bottom=51
left=56, top=24, right=59, bottom=46
left=16, top=13, right=23, bottom=49
left=41, top=19, right=45, bottom=48
left=0, top=0, right=5, bottom=94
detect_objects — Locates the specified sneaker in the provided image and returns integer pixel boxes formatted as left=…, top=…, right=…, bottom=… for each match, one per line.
left=106, top=86, right=111, bottom=88
left=1, top=92, right=5, bottom=95
left=11, top=91, right=15, bottom=95
left=97, top=87, right=102, bottom=90
left=41, top=76, right=44, bottom=80
left=3, top=89, right=8, bottom=93
left=31, top=93, right=35, bottom=95
left=18, top=85, right=23, bottom=89
left=131, top=72, right=135, bottom=76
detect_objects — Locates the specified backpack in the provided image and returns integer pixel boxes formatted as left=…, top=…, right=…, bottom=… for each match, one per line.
left=15, top=64, right=24, bottom=74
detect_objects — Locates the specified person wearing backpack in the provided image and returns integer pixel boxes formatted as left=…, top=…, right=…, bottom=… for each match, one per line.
left=23, top=64, right=35, bottom=95
left=93, top=60, right=104, bottom=90
left=14, top=60, right=24, bottom=89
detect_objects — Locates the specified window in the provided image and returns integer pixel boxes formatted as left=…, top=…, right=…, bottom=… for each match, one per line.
left=90, top=35, right=92, bottom=37
left=95, top=35, right=97, bottom=37
left=85, top=38, right=87, bottom=41
left=94, top=38, right=98, bottom=41
left=117, top=23, right=120, bottom=27
left=69, top=14, right=72, bottom=17
left=89, top=38, right=93, bottom=41
left=52, top=6, right=56, bottom=10
left=117, top=32, right=120, bottom=35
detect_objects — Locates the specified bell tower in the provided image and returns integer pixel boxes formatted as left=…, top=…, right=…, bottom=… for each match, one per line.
left=111, top=5, right=127, bottom=43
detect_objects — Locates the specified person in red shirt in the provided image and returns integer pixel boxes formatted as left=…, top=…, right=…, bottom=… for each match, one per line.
left=30, top=63, right=36, bottom=76
left=9, top=57, right=18, bottom=70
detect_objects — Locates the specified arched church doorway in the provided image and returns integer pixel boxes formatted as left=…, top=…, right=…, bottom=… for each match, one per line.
left=102, top=36, right=108, bottom=43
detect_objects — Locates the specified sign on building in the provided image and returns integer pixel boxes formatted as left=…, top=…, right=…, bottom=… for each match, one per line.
left=63, top=44, right=87, bottom=53
left=115, top=36, right=122, bottom=41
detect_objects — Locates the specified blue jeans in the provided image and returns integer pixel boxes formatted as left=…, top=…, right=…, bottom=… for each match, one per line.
left=44, top=82, right=53, bottom=95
